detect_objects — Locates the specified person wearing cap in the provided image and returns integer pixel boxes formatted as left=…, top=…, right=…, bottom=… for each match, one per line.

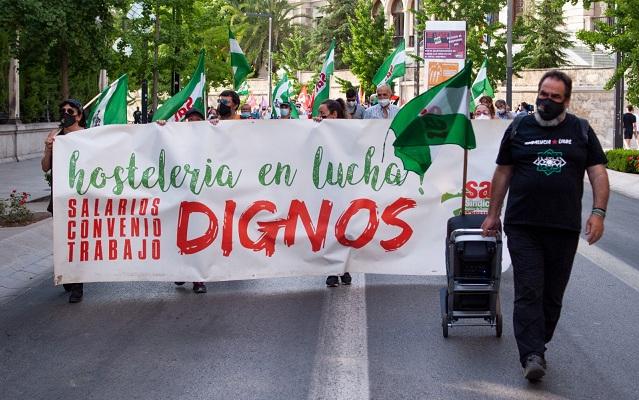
left=278, top=101, right=292, bottom=119
left=42, top=99, right=86, bottom=303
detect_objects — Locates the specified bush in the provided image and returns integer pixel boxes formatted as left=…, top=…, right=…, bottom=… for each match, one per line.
left=605, top=149, right=639, bottom=174
left=0, top=190, right=33, bottom=224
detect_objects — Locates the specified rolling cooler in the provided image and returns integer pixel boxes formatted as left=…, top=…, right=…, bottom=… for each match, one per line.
left=440, top=214, right=503, bottom=338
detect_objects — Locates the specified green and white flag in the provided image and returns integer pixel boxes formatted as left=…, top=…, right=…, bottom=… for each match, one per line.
left=390, top=62, right=476, bottom=175
left=87, top=74, right=128, bottom=127
left=311, top=39, right=335, bottom=117
left=237, top=80, right=250, bottom=97
left=470, top=58, right=494, bottom=112
left=271, top=74, right=299, bottom=119
left=230, top=28, right=251, bottom=91
left=372, top=39, right=406, bottom=88
left=153, top=50, right=206, bottom=122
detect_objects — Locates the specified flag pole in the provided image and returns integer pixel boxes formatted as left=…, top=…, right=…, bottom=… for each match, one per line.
left=461, top=149, right=468, bottom=216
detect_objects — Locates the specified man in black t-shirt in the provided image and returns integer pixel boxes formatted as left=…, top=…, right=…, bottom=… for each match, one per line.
left=481, top=70, right=610, bottom=382
left=622, top=105, right=636, bottom=149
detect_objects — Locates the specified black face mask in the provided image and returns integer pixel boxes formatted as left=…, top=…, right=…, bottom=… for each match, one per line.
left=217, top=103, right=232, bottom=117
left=536, top=97, right=565, bottom=121
left=60, top=113, right=76, bottom=128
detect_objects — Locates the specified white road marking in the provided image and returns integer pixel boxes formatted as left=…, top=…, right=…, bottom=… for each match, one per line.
left=306, top=273, right=370, bottom=400
left=578, top=238, right=639, bottom=292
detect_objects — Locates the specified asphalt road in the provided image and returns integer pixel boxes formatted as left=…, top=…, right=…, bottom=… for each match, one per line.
left=1, top=189, right=638, bottom=400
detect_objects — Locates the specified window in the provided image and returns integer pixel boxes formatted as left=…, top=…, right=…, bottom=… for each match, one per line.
left=392, top=0, right=404, bottom=39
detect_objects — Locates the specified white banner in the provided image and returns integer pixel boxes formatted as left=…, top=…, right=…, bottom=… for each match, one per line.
left=53, top=120, right=510, bottom=284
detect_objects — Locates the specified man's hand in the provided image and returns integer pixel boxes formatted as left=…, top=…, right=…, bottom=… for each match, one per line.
left=481, top=215, right=502, bottom=237
left=585, top=214, right=604, bottom=245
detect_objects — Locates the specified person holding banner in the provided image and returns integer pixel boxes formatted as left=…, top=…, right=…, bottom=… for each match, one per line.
left=482, top=70, right=609, bottom=382
left=316, top=99, right=352, bottom=287
left=42, top=99, right=86, bottom=303
left=217, top=90, right=241, bottom=120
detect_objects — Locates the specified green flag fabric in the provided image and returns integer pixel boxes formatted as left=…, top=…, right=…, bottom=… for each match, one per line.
left=237, top=80, right=250, bottom=97
left=470, top=58, right=494, bottom=112
left=372, top=39, right=406, bottom=88
left=153, top=50, right=206, bottom=122
left=390, top=62, right=476, bottom=175
left=230, top=28, right=251, bottom=91
left=271, top=74, right=299, bottom=119
left=311, top=39, right=335, bottom=117
left=87, top=74, right=128, bottom=127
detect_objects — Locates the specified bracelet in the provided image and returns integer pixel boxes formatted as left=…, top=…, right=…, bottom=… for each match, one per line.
left=591, top=208, right=606, bottom=218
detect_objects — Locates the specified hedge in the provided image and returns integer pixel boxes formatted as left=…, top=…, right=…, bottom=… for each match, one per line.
left=605, top=149, right=639, bottom=174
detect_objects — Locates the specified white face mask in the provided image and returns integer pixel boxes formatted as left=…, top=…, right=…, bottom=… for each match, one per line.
left=280, top=108, right=290, bottom=117
left=347, top=101, right=356, bottom=107
left=475, top=114, right=491, bottom=120
left=378, top=99, right=390, bottom=107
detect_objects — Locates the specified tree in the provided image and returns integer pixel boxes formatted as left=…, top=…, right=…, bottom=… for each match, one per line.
left=342, top=0, right=394, bottom=96
left=514, top=0, right=573, bottom=69
left=577, top=0, right=639, bottom=104
left=273, top=27, right=322, bottom=77
left=414, top=0, right=507, bottom=87
left=313, top=0, right=357, bottom=69
left=222, top=0, right=300, bottom=77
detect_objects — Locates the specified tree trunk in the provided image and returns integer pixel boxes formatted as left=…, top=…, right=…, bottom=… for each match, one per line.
left=61, top=48, right=69, bottom=100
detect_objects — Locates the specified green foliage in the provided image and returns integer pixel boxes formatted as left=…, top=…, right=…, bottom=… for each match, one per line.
left=273, top=27, right=322, bottom=76
left=335, top=76, right=357, bottom=93
left=223, top=0, right=299, bottom=77
left=342, top=0, right=394, bottom=96
left=415, top=0, right=507, bottom=86
left=605, top=149, right=639, bottom=174
left=514, top=0, right=573, bottom=69
left=0, top=190, right=33, bottom=224
left=578, top=0, right=639, bottom=105
left=313, top=0, right=357, bottom=69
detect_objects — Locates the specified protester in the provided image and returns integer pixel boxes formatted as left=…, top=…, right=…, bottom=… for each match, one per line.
left=345, top=88, right=365, bottom=119
left=240, top=103, right=253, bottom=119
left=133, top=106, right=142, bottom=124
left=495, top=99, right=515, bottom=120
left=42, top=99, right=86, bottom=303
left=217, top=90, right=241, bottom=120
left=336, top=98, right=351, bottom=119
left=474, top=104, right=495, bottom=120
left=481, top=70, right=609, bottom=382
left=369, top=93, right=378, bottom=107
left=278, top=101, right=292, bottom=119
left=622, top=105, right=636, bottom=149
left=315, top=99, right=351, bottom=286
left=364, top=84, right=399, bottom=119
left=478, top=95, right=496, bottom=117
left=516, top=102, right=531, bottom=116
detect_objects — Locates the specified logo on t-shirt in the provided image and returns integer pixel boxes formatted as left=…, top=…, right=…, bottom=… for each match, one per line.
left=533, top=149, right=566, bottom=176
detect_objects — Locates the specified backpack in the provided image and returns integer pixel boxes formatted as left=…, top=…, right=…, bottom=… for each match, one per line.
left=509, top=114, right=589, bottom=144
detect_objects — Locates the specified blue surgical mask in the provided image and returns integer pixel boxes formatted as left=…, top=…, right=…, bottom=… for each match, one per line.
left=240, top=112, right=251, bottom=119
left=280, top=108, right=290, bottom=117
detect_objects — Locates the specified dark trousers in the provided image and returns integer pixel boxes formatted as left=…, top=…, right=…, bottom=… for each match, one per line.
left=504, top=225, right=579, bottom=366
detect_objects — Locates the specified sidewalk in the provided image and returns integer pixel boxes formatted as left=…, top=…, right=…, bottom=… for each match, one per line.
left=0, top=157, right=51, bottom=202
left=1, top=158, right=638, bottom=305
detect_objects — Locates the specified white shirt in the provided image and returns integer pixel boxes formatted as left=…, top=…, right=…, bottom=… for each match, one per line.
left=364, top=104, right=400, bottom=119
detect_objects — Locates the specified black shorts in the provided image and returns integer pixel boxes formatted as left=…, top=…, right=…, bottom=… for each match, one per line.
left=624, top=129, right=634, bottom=139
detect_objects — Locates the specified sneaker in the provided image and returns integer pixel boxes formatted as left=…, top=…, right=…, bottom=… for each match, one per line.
left=523, top=354, right=546, bottom=382
left=68, top=283, right=83, bottom=303
left=340, top=273, right=352, bottom=285
left=326, top=276, right=339, bottom=287
left=174, top=282, right=185, bottom=286
left=192, top=282, right=207, bottom=294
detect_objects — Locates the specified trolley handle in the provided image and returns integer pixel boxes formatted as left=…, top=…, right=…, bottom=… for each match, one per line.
left=450, top=228, right=502, bottom=243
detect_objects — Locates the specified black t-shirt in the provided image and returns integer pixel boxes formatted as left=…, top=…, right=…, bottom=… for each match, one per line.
left=622, top=112, right=636, bottom=132
left=496, top=114, right=607, bottom=231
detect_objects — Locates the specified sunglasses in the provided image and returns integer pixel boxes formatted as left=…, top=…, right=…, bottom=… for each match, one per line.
left=60, top=107, right=78, bottom=116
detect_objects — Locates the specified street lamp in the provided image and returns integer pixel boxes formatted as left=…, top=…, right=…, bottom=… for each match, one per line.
left=246, top=12, right=273, bottom=107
